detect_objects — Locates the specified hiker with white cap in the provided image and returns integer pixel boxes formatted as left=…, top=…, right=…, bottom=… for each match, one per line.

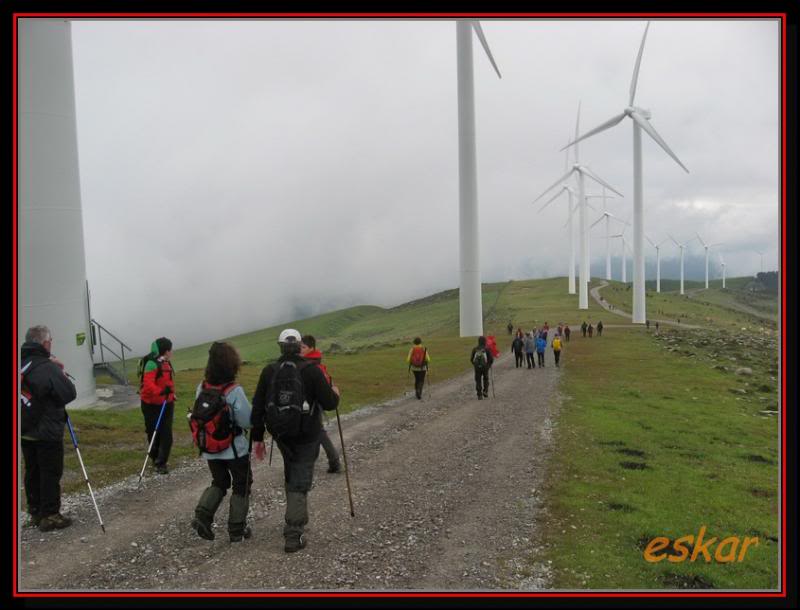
left=250, top=329, right=340, bottom=553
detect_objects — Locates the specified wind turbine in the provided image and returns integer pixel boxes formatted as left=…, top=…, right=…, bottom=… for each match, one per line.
left=695, top=233, right=724, bottom=289
left=538, top=104, right=623, bottom=309
left=645, top=235, right=670, bottom=293
left=563, top=21, right=689, bottom=324
left=718, top=252, right=727, bottom=289
left=609, top=225, right=630, bottom=283
left=537, top=146, right=578, bottom=294
left=590, top=205, right=628, bottom=281
left=456, top=19, right=501, bottom=337
left=668, top=234, right=695, bottom=295
left=754, top=249, right=764, bottom=275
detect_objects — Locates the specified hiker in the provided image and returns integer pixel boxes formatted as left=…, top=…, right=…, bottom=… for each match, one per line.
left=524, top=332, right=536, bottom=369
left=588, top=323, right=594, bottom=338
left=190, top=341, right=253, bottom=543
left=552, top=334, right=563, bottom=367
left=557, top=323, right=563, bottom=337
left=507, top=321, right=513, bottom=335
left=511, top=333, right=525, bottom=368
left=646, top=319, right=650, bottom=330
left=581, top=321, right=588, bottom=337
left=536, top=334, right=546, bottom=367
left=485, top=335, right=501, bottom=360
left=251, top=329, right=340, bottom=553
left=655, top=321, right=660, bottom=334
left=471, top=336, right=494, bottom=399
left=139, top=337, right=176, bottom=475
left=406, top=337, right=431, bottom=400
left=597, top=320, right=604, bottom=337
left=540, top=326, right=548, bottom=342
left=564, top=324, right=571, bottom=342
left=301, top=335, right=341, bottom=473
left=20, top=325, right=77, bottom=531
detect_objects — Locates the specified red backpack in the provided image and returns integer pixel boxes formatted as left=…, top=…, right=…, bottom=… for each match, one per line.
left=189, top=382, right=239, bottom=455
left=485, top=336, right=500, bottom=358
left=410, top=345, right=427, bottom=367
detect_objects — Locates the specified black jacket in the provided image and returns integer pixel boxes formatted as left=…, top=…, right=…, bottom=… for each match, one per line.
left=470, top=346, right=494, bottom=369
left=251, top=354, right=339, bottom=444
left=511, top=337, right=525, bottom=353
left=20, top=342, right=77, bottom=442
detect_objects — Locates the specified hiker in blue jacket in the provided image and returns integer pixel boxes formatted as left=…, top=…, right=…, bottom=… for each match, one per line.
left=536, top=335, right=547, bottom=367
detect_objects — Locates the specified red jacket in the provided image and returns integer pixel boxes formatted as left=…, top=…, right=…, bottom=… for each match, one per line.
left=304, top=350, right=332, bottom=385
left=140, top=357, right=176, bottom=404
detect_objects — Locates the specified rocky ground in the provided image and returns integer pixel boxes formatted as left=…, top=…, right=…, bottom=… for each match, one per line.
left=19, top=352, right=559, bottom=592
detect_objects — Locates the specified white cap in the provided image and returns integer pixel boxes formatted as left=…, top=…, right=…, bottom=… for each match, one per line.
left=278, top=328, right=301, bottom=344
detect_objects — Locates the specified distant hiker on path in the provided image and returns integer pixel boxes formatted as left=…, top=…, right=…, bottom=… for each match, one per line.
left=588, top=323, right=594, bottom=338
left=21, top=325, right=77, bottom=531
left=564, top=324, right=571, bottom=342
left=597, top=320, right=604, bottom=337
left=190, top=341, right=253, bottom=543
left=251, top=329, right=340, bottom=553
left=581, top=321, right=588, bottom=338
left=471, top=337, right=494, bottom=400
left=511, top=334, right=525, bottom=368
left=524, top=332, right=536, bottom=369
left=552, top=334, right=563, bottom=367
left=139, top=337, right=176, bottom=475
left=507, top=322, right=513, bottom=335
left=536, top=334, right=546, bottom=367
left=302, top=335, right=341, bottom=473
left=557, top=323, right=563, bottom=337
left=646, top=319, right=650, bottom=330
left=655, top=321, right=660, bottom=334
left=406, top=337, right=431, bottom=401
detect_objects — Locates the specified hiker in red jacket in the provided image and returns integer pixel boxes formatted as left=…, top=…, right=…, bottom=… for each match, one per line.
left=406, top=337, right=431, bottom=400
left=301, top=335, right=341, bottom=474
left=139, top=337, right=176, bottom=475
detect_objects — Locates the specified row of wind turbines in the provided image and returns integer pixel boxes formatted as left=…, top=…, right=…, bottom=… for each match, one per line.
left=455, top=20, right=763, bottom=337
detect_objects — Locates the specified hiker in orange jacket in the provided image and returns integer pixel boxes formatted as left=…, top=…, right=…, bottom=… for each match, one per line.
left=406, top=337, right=431, bottom=400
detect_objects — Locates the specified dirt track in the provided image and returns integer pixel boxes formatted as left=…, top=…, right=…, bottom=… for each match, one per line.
left=19, top=351, right=559, bottom=592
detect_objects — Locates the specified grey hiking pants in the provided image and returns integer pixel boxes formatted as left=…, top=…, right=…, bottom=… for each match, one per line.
left=278, top=434, right=321, bottom=538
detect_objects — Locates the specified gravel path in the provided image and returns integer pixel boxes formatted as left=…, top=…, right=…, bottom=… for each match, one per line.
left=19, top=351, right=559, bottom=592
left=591, top=281, right=702, bottom=329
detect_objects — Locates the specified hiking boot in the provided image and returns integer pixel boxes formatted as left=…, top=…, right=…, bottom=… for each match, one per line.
left=191, top=517, right=215, bottom=541
left=483, top=391, right=489, bottom=398
left=39, top=513, right=72, bottom=532
left=284, top=533, right=307, bottom=553
left=230, top=526, right=252, bottom=543
left=327, top=460, right=342, bottom=474
left=477, top=393, right=483, bottom=400
left=25, top=514, right=42, bottom=528
left=154, top=464, right=169, bottom=475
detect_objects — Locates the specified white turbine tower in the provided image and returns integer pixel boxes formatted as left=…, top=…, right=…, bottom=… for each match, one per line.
left=668, top=234, right=695, bottom=295
left=590, top=204, right=628, bottom=281
left=718, top=252, right=727, bottom=289
left=754, top=249, right=764, bottom=275
left=537, top=106, right=623, bottom=309
left=536, top=146, right=578, bottom=294
left=563, top=21, right=689, bottom=324
left=646, top=235, right=670, bottom=293
left=695, top=233, right=724, bottom=289
left=456, top=19, right=501, bottom=337
left=609, top=226, right=630, bottom=283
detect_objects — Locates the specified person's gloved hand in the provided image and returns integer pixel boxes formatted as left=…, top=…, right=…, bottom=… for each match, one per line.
left=253, top=441, right=266, bottom=461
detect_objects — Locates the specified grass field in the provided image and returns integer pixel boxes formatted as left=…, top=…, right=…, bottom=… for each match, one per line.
left=55, top=276, right=780, bottom=589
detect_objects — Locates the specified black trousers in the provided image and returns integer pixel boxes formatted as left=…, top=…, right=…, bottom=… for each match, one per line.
left=474, top=368, right=490, bottom=395
left=412, top=370, right=427, bottom=399
left=514, top=351, right=524, bottom=368
left=207, top=454, right=253, bottom=496
left=537, top=352, right=545, bottom=366
left=22, top=439, right=64, bottom=517
left=141, top=401, right=174, bottom=466
left=554, top=350, right=561, bottom=365
left=319, top=428, right=339, bottom=464
left=526, top=353, right=535, bottom=368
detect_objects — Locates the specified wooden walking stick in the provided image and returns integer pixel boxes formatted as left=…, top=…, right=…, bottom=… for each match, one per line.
left=334, top=406, right=355, bottom=517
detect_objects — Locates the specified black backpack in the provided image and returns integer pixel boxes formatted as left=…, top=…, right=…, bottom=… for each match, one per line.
left=189, top=382, right=239, bottom=455
left=20, top=359, right=47, bottom=436
left=472, top=348, right=489, bottom=371
left=265, top=360, right=314, bottom=440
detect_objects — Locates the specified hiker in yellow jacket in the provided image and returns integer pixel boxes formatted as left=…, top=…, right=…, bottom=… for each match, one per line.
left=406, top=337, right=431, bottom=400
left=552, top=334, right=563, bottom=368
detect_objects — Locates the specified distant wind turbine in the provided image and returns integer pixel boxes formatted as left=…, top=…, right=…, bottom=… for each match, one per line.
left=695, top=233, right=724, bottom=289
left=590, top=202, right=628, bottom=281
left=563, top=21, right=689, bottom=324
left=645, top=235, right=671, bottom=293
left=609, top=225, right=630, bottom=284
left=754, top=249, right=764, bottom=275
left=668, top=234, right=696, bottom=295
left=718, top=252, right=727, bottom=289
left=456, top=19, right=501, bottom=337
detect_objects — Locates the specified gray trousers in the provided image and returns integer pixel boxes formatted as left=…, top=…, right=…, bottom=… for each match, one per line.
left=319, top=429, right=339, bottom=464
left=278, top=435, right=321, bottom=538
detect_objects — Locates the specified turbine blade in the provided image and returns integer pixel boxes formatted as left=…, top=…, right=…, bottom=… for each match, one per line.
left=538, top=187, right=566, bottom=212
left=631, top=111, right=690, bottom=173
left=472, top=21, right=502, bottom=79
left=609, top=233, right=624, bottom=239
left=574, top=101, right=582, bottom=164
left=560, top=112, right=627, bottom=151
left=580, top=167, right=624, bottom=198
left=590, top=216, right=606, bottom=229
left=533, top=169, right=575, bottom=204
left=667, top=233, right=680, bottom=246
left=710, top=242, right=724, bottom=248
left=629, top=21, right=651, bottom=107
left=695, top=232, right=707, bottom=247
left=645, top=235, right=655, bottom=247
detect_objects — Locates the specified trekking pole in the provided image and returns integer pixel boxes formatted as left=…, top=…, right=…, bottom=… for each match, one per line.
left=490, top=367, right=496, bottom=399
left=334, top=406, right=355, bottom=517
left=137, top=399, right=167, bottom=488
left=66, top=414, right=106, bottom=534
left=268, top=436, right=274, bottom=466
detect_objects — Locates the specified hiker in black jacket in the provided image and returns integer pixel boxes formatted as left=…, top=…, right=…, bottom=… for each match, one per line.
left=511, top=334, right=525, bottom=368
left=20, top=325, right=77, bottom=531
left=471, top=336, right=495, bottom=399
left=251, top=329, right=340, bottom=553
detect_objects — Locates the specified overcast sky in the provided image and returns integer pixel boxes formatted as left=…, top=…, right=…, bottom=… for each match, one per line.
left=70, top=18, right=781, bottom=353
